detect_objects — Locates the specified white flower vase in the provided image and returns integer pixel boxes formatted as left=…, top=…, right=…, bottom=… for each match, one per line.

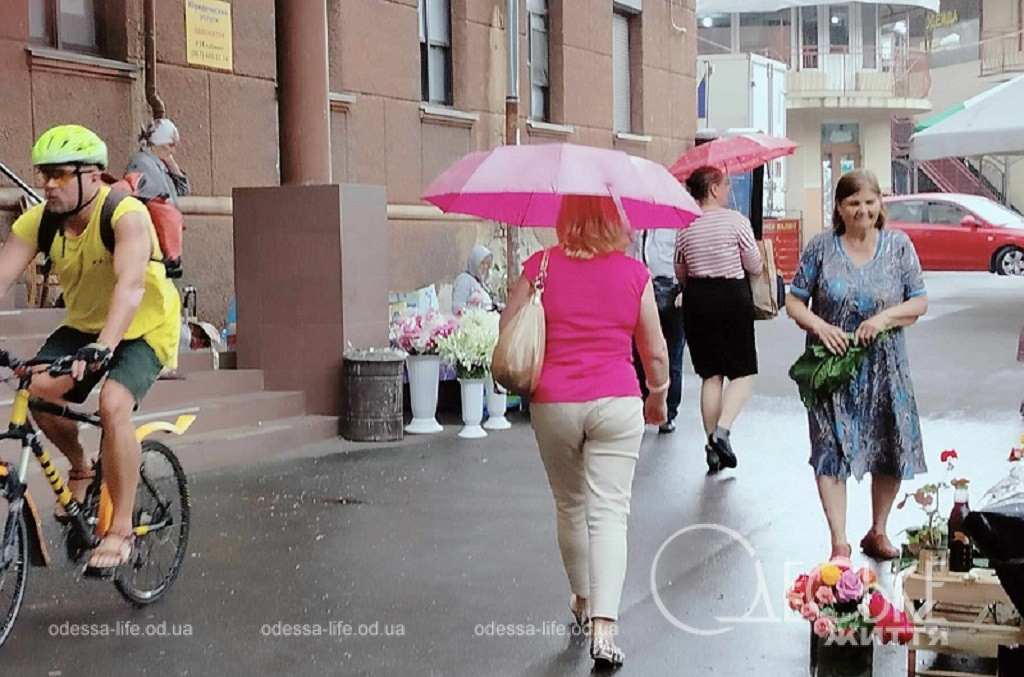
left=483, top=375, right=511, bottom=430
left=458, top=378, right=487, bottom=439
left=405, top=355, right=443, bottom=434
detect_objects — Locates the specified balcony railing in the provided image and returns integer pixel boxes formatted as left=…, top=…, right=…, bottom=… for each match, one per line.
left=980, top=29, right=1024, bottom=77
left=787, top=47, right=931, bottom=101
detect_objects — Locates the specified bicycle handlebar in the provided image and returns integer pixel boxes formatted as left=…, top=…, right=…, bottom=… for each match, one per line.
left=0, top=350, right=80, bottom=378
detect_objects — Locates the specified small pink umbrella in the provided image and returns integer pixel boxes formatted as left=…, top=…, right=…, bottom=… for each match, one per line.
left=669, top=133, right=797, bottom=181
left=423, top=143, right=701, bottom=229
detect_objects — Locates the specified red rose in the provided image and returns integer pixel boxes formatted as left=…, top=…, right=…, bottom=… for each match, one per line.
left=876, top=608, right=915, bottom=645
left=793, top=574, right=809, bottom=595
left=867, top=591, right=890, bottom=621
left=940, top=449, right=958, bottom=463
left=896, top=612, right=915, bottom=644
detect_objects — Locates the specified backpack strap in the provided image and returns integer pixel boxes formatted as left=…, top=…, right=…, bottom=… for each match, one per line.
left=37, top=209, right=63, bottom=279
left=99, top=190, right=128, bottom=254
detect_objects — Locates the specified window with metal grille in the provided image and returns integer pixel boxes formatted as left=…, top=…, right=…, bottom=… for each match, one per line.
left=419, top=0, right=452, bottom=105
left=612, top=11, right=631, bottom=133
left=29, top=0, right=104, bottom=54
left=528, top=0, right=550, bottom=121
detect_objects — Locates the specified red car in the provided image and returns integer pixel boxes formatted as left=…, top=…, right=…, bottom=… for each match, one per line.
left=883, top=193, right=1024, bottom=275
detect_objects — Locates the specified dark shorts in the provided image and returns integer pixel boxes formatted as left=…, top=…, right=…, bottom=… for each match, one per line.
left=682, top=277, right=758, bottom=380
left=33, top=326, right=163, bottom=406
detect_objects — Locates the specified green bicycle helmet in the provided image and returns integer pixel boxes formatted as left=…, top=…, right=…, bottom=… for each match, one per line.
left=31, top=124, right=108, bottom=169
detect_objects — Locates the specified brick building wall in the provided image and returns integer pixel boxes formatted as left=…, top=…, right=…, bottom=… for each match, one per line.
left=0, top=0, right=697, bottom=324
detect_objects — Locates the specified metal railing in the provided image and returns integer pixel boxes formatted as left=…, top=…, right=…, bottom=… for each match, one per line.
left=980, top=29, right=1024, bottom=77
left=789, top=47, right=931, bottom=100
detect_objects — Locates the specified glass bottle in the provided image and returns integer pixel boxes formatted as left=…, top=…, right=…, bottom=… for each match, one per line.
left=948, top=487, right=973, bottom=573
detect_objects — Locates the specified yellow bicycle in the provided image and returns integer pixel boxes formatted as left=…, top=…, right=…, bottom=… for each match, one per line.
left=0, top=349, right=193, bottom=647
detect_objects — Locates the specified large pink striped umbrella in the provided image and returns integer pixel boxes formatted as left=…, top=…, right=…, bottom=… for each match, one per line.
left=423, top=143, right=701, bottom=229
left=669, top=133, right=797, bottom=181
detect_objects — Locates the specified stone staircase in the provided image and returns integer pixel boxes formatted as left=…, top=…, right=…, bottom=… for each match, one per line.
left=0, top=305, right=339, bottom=471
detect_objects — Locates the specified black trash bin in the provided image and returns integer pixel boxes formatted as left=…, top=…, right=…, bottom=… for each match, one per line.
left=341, top=348, right=406, bottom=442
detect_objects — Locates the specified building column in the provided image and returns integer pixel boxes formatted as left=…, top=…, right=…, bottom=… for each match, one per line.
left=276, top=0, right=332, bottom=185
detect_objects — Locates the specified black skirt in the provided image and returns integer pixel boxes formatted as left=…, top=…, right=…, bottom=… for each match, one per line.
left=682, top=277, right=758, bottom=380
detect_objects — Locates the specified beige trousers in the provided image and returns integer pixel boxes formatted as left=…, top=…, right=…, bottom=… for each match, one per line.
left=530, top=396, right=644, bottom=621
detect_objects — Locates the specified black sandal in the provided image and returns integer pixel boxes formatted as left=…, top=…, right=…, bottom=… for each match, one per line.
left=591, top=636, right=625, bottom=667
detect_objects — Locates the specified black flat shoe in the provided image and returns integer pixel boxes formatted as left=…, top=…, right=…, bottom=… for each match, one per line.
left=710, top=434, right=737, bottom=469
left=705, top=443, right=721, bottom=474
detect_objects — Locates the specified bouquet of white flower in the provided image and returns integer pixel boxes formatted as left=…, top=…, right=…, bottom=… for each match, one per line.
left=437, top=308, right=500, bottom=379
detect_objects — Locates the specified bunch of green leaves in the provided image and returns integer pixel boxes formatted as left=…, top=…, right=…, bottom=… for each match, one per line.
left=789, top=331, right=890, bottom=409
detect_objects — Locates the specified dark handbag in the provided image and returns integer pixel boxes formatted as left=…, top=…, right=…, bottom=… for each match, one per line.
left=652, top=276, right=680, bottom=314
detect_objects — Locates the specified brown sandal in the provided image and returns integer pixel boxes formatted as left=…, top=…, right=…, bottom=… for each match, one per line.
left=54, top=467, right=95, bottom=524
left=860, top=531, right=899, bottom=561
left=84, top=529, right=135, bottom=578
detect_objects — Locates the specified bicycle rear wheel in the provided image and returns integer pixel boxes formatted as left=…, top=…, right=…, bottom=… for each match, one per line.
left=114, top=439, right=190, bottom=606
left=0, top=504, right=29, bottom=648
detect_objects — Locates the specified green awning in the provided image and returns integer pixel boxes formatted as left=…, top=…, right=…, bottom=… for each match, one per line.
left=914, top=103, right=966, bottom=133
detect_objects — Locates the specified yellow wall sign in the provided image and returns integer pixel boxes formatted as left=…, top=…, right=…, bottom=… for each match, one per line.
left=185, top=0, right=233, bottom=71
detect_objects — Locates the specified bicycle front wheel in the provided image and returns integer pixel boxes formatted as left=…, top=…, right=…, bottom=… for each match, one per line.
left=115, top=439, right=190, bottom=606
left=0, top=509, right=29, bottom=648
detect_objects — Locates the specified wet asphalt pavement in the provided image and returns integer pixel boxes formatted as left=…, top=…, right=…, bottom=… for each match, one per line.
left=2, top=272, right=1022, bottom=677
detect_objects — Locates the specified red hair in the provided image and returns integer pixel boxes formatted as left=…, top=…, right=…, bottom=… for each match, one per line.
left=555, top=195, right=631, bottom=259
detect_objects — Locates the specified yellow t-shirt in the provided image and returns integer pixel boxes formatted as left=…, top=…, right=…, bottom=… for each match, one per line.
left=12, top=186, right=181, bottom=368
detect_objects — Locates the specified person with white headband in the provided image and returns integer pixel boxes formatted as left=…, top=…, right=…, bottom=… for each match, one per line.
left=125, top=117, right=189, bottom=205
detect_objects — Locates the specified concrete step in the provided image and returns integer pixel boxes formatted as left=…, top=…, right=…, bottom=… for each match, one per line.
left=155, top=390, right=307, bottom=435
left=0, top=333, right=49, bottom=359
left=0, top=369, right=266, bottom=421
left=143, top=369, right=265, bottom=409
left=0, top=308, right=65, bottom=337
left=178, top=350, right=237, bottom=373
left=168, top=415, right=340, bottom=473
left=65, top=389, right=308, bottom=448
left=177, top=350, right=216, bottom=374
left=24, top=415, right=340, bottom=503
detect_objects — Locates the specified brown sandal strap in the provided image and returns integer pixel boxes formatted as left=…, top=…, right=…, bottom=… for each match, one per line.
left=68, top=468, right=96, bottom=481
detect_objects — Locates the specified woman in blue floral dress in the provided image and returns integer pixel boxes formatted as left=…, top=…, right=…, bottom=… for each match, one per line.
left=786, top=170, right=929, bottom=562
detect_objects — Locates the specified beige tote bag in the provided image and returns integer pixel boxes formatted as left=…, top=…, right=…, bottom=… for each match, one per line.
left=491, top=249, right=549, bottom=395
left=749, top=239, right=781, bottom=320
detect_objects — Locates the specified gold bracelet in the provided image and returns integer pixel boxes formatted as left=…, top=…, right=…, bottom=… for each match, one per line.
left=646, top=379, right=670, bottom=394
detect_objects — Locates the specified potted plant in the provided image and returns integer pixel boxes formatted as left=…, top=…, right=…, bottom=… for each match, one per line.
left=390, top=310, right=457, bottom=434
left=437, top=308, right=500, bottom=439
left=896, top=449, right=968, bottom=573
left=789, top=560, right=914, bottom=676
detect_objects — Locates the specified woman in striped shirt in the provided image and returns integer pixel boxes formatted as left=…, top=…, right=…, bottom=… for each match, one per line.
left=675, top=166, right=762, bottom=474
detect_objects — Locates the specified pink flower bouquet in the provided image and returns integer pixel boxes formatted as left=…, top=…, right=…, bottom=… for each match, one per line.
left=389, top=310, right=457, bottom=356
left=788, top=561, right=913, bottom=645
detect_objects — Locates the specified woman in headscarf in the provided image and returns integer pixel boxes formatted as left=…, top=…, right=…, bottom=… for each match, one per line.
left=452, top=245, right=496, bottom=313
left=125, top=118, right=190, bottom=205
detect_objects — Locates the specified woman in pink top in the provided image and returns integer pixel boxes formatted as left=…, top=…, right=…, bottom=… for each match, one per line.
left=675, top=166, right=763, bottom=474
left=501, top=195, right=669, bottom=668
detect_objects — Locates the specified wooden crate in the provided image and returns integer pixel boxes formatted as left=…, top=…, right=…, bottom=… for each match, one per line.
left=903, top=568, right=1023, bottom=676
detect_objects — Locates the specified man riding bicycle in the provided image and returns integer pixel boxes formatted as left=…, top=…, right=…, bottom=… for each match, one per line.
left=0, top=125, right=181, bottom=575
